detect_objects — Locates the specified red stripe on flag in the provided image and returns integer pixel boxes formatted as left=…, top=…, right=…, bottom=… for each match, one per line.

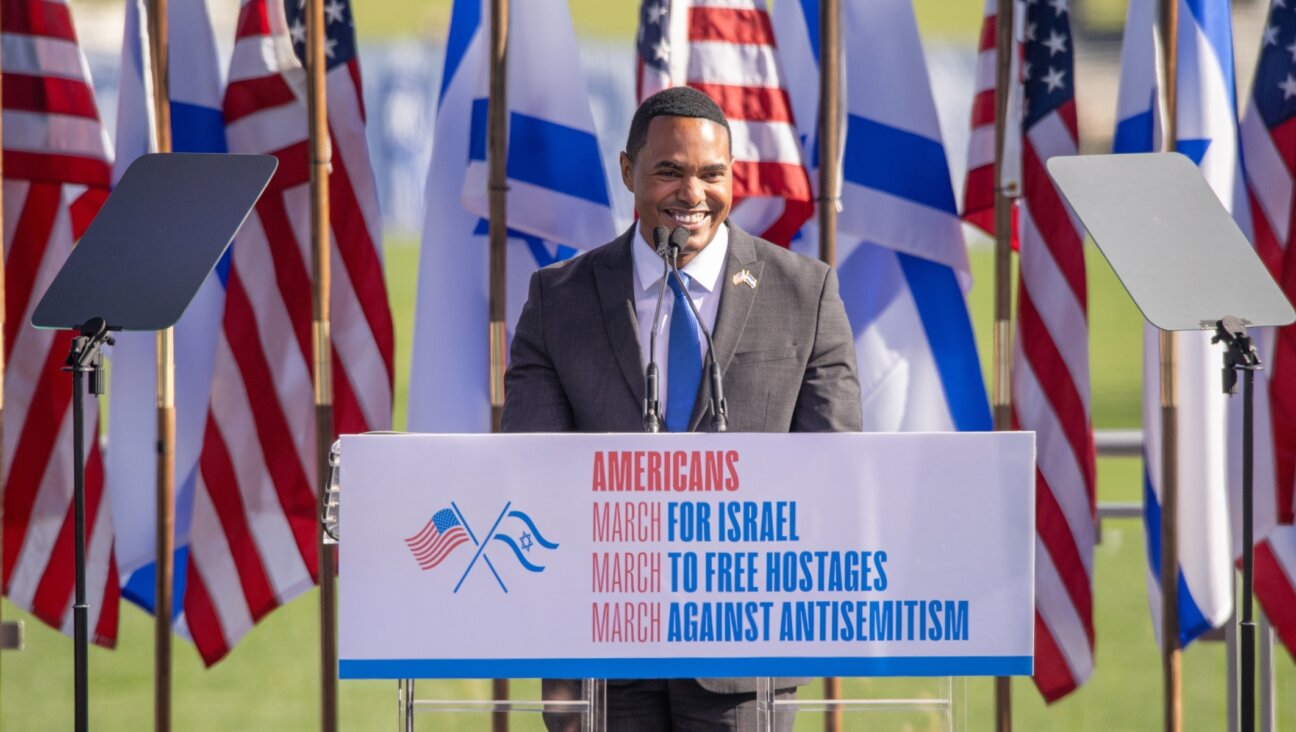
left=235, top=0, right=271, bottom=40
left=687, top=82, right=792, bottom=124
left=961, top=165, right=998, bottom=237
left=68, top=186, right=107, bottom=240
left=1056, top=99, right=1079, bottom=143
left=1, top=0, right=77, bottom=40
left=251, top=195, right=313, bottom=362
left=687, top=7, right=775, bottom=46
left=1032, top=611, right=1080, bottom=703
left=978, top=14, right=997, bottom=52
left=1017, top=285, right=1096, bottom=491
left=418, top=533, right=469, bottom=569
left=1271, top=328, right=1296, bottom=524
left=183, top=563, right=233, bottom=666
left=970, top=88, right=995, bottom=128
left=223, top=75, right=298, bottom=125
left=1255, top=540, right=1296, bottom=657
left=2, top=73, right=99, bottom=118
left=331, top=349, right=367, bottom=436
left=1270, top=115, right=1296, bottom=179
left=30, top=423, right=105, bottom=630
left=1023, top=142, right=1086, bottom=309
left=196, top=410, right=278, bottom=622
left=1247, top=189, right=1284, bottom=280
left=220, top=272, right=320, bottom=577
left=4, top=182, right=60, bottom=364
left=93, top=531, right=120, bottom=647
left=731, top=160, right=812, bottom=201
left=265, top=142, right=312, bottom=192
left=344, top=61, right=367, bottom=121
left=755, top=198, right=812, bottom=249
left=328, top=139, right=395, bottom=386
left=1036, top=469, right=1094, bottom=640
left=1, top=341, right=72, bottom=587
left=3, top=151, right=111, bottom=187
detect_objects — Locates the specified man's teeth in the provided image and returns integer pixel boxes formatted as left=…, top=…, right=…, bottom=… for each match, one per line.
left=669, top=211, right=706, bottom=224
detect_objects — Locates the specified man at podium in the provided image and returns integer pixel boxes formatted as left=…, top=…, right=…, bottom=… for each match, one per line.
left=503, top=87, right=862, bottom=730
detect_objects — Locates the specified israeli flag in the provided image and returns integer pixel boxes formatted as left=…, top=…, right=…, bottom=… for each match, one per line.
left=1113, top=0, right=1240, bottom=647
left=772, top=0, right=991, bottom=432
left=106, top=0, right=228, bottom=619
left=407, top=0, right=617, bottom=432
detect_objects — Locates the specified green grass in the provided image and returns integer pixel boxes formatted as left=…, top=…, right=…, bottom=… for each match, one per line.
left=349, top=0, right=986, bottom=43
left=2, top=240, right=1292, bottom=730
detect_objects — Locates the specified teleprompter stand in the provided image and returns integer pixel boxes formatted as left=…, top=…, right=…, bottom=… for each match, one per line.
left=32, top=153, right=276, bottom=732
left=1048, top=153, right=1296, bottom=732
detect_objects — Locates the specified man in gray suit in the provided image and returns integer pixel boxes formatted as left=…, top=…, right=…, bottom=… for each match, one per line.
left=502, top=87, right=861, bottom=730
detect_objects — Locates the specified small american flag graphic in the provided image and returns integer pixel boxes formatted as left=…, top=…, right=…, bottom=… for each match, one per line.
left=406, top=509, right=470, bottom=570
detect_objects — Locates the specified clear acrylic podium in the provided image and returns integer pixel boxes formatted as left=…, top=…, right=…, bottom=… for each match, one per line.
left=392, top=676, right=964, bottom=730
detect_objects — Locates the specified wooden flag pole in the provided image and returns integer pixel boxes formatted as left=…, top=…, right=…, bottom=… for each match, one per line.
left=991, top=0, right=1017, bottom=728
left=488, top=0, right=510, bottom=728
left=303, top=0, right=339, bottom=729
left=1157, top=1, right=1181, bottom=730
left=816, top=1, right=842, bottom=728
left=817, top=0, right=839, bottom=268
left=0, top=0, right=9, bottom=670
left=144, top=1, right=174, bottom=729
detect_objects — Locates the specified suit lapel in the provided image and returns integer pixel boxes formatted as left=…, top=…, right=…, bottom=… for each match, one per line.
left=594, top=227, right=646, bottom=406
left=690, top=225, right=764, bottom=430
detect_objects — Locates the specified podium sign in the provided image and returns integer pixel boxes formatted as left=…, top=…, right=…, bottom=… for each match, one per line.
left=338, top=432, right=1035, bottom=679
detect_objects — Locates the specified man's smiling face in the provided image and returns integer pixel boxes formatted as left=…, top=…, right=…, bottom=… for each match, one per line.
left=620, top=115, right=733, bottom=267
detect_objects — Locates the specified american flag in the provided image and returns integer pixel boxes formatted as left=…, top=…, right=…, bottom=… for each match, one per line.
left=965, top=0, right=1095, bottom=701
left=963, top=0, right=1022, bottom=241
left=1, top=0, right=120, bottom=645
left=182, top=0, right=393, bottom=666
left=405, top=509, right=470, bottom=571
left=1239, top=0, right=1296, bottom=658
left=635, top=0, right=813, bottom=247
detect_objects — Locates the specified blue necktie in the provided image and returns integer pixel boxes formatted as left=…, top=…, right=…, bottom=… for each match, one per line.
left=666, top=273, right=702, bottom=432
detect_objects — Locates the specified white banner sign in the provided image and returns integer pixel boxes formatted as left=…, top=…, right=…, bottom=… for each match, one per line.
left=338, top=432, right=1035, bottom=679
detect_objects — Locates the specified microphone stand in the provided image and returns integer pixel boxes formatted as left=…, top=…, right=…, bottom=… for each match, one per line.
left=63, top=316, right=116, bottom=732
left=643, top=227, right=671, bottom=433
left=665, top=229, right=728, bottom=432
left=1212, top=315, right=1261, bottom=732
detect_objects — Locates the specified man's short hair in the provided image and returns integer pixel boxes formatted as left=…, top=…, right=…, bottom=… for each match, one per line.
left=624, top=86, right=732, bottom=161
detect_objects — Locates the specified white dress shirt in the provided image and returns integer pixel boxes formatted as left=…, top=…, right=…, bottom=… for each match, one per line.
left=630, top=223, right=728, bottom=421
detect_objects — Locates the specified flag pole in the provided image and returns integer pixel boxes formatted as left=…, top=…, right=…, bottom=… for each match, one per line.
left=488, top=0, right=510, bottom=728
left=143, top=0, right=175, bottom=729
left=992, top=0, right=1017, bottom=727
left=1157, top=0, right=1181, bottom=730
left=816, top=1, right=842, bottom=728
left=0, top=0, right=9, bottom=671
left=303, top=0, right=339, bottom=729
left=817, top=0, right=839, bottom=268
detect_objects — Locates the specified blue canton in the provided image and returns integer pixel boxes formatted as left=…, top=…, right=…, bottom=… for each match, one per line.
left=285, top=0, right=357, bottom=70
left=1023, top=0, right=1075, bottom=129
left=1254, top=0, right=1296, bottom=128
left=638, top=0, right=671, bottom=74
left=432, top=508, right=460, bottom=533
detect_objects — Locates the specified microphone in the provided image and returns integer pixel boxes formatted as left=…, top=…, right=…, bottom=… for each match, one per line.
left=653, top=225, right=670, bottom=257
left=642, top=227, right=672, bottom=432
left=666, top=226, right=729, bottom=432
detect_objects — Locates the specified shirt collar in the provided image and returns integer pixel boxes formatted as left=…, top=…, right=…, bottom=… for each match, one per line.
left=631, top=222, right=729, bottom=294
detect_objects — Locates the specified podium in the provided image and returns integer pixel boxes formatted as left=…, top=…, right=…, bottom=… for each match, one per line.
left=335, top=432, right=1035, bottom=730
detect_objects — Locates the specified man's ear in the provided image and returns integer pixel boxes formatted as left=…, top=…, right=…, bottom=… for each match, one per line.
left=619, top=151, right=634, bottom=192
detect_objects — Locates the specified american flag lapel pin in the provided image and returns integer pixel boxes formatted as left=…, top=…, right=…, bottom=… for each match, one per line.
left=731, top=269, right=758, bottom=289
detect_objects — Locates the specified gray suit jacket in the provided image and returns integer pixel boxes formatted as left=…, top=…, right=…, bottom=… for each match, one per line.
left=502, top=224, right=863, bottom=692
